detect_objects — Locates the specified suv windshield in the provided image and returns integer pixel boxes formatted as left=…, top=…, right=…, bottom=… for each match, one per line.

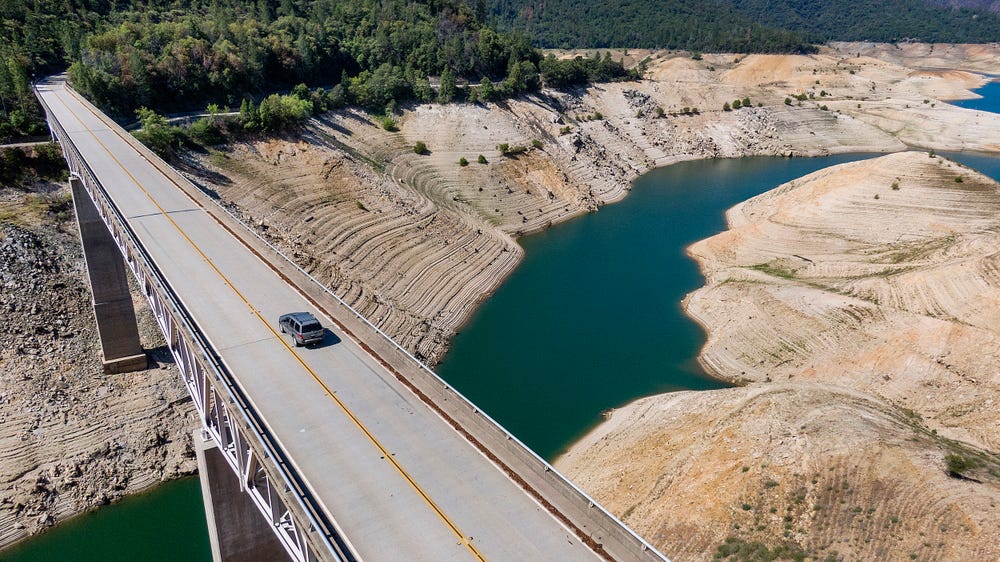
left=301, top=322, right=322, bottom=333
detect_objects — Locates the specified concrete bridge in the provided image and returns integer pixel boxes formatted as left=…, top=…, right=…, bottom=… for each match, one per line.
left=34, top=78, right=670, bottom=562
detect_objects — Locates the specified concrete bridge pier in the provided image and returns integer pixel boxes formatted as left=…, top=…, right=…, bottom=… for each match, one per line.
left=70, top=175, right=147, bottom=373
left=195, top=431, right=287, bottom=562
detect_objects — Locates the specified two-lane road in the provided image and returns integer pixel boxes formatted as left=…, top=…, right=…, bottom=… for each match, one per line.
left=38, top=79, right=603, bottom=561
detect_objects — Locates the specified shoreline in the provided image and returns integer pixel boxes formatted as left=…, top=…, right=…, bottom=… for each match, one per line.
left=6, top=41, right=1000, bottom=553
left=555, top=151, right=1000, bottom=560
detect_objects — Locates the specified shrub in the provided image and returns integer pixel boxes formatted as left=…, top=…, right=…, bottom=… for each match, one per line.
left=531, top=139, right=542, bottom=149
left=497, top=143, right=510, bottom=155
left=478, top=154, right=487, bottom=164
left=458, top=157, right=469, bottom=166
left=723, top=102, right=731, bottom=111
left=133, top=107, right=180, bottom=159
left=413, top=141, right=428, bottom=155
left=380, top=116, right=398, bottom=131
left=559, top=125, right=571, bottom=135
left=732, top=99, right=742, bottom=109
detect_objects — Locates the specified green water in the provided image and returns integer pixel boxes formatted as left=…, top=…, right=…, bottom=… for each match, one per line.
left=438, top=153, right=878, bottom=459
left=1, top=477, right=210, bottom=561
left=9, top=149, right=1000, bottom=560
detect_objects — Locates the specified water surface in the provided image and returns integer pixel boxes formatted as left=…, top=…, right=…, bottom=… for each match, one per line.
left=438, top=153, right=877, bottom=459
left=2, top=477, right=209, bottom=562
left=951, top=78, right=1000, bottom=113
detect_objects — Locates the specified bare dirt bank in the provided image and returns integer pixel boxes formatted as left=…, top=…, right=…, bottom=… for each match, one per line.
left=5, top=42, right=1000, bottom=552
left=558, top=152, right=1000, bottom=560
left=0, top=182, right=197, bottom=549
left=556, top=383, right=1000, bottom=561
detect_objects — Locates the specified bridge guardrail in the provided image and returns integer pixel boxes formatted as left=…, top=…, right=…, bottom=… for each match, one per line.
left=46, top=80, right=669, bottom=562
left=35, top=83, right=354, bottom=562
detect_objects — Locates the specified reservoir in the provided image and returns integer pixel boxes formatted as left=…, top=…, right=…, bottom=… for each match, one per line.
left=7, top=77, right=1000, bottom=559
left=952, top=77, right=1000, bottom=113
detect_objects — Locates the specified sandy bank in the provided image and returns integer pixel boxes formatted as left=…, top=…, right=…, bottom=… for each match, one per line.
left=556, top=383, right=1000, bottom=561
left=559, top=152, right=1000, bottom=560
left=6, top=42, right=1000, bottom=552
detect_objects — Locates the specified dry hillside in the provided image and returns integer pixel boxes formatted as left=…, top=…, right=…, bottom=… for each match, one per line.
left=184, top=45, right=1000, bottom=365
left=0, top=181, right=196, bottom=548
left=5, top=43, right=1000, bottom=552
left=559, top=152, right=1000, bottom=561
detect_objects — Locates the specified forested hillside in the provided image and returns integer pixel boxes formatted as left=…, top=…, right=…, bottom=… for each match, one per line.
left=734, top=0, right=1000, bottom=43
left=491, top=0, right=1000, bottom=48
left=488, top=0, right=816, bottom=52
left=0, top=0, right=634, bottom=140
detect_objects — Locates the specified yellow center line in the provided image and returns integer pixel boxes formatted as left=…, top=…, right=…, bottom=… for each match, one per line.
left=49, top=85, right=487, bottom=561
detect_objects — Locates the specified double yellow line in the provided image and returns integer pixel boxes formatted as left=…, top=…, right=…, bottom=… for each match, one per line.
left=50, top=85, right=487, bottom=561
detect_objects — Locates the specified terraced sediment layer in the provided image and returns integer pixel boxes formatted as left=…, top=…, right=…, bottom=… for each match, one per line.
left=557, top=383, right=1000, bottom=562
left=559, top=152, right=1000, bottom=560
left=184, top=46, right=1000, bottom=366
left=686, top=152, right=1000, bottom=450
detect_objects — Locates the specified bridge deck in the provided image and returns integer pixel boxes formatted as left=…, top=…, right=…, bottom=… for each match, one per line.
left=38, top=80, right=603, bottom=561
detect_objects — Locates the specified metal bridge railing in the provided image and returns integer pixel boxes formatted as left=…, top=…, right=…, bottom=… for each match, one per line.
left=35, top=84, right=354, bottom=562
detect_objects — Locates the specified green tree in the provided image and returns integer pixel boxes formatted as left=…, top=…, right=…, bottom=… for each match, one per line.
left=133, top=107, right=178, bottom=159
left=438, top=67, right=456, bottom=104
left=478, top=76, right=495, bottom=102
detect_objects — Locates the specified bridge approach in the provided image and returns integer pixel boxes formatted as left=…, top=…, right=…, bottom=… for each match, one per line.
left=35, top=77, right=669, bottom=562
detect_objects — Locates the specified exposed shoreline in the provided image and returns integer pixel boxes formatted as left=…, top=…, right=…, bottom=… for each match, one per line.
left=558, top=151, right=1000, bottom=560
left=4, top=42, right=1000, bottom=554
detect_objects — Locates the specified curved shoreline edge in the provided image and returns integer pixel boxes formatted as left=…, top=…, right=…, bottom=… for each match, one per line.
left=5, top=41, right=1000, bottom=555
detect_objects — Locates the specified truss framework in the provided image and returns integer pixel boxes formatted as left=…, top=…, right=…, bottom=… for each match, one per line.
left=38, top=90, right=352, bottom=562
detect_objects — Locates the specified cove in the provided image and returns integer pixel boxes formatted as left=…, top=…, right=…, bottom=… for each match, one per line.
left=952, top=77, right=1000, bottom=113
left=437, top=153, right=880, bottom=460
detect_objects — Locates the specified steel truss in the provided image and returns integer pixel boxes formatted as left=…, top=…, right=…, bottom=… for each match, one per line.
left=37, top=90, right=352, bottom=562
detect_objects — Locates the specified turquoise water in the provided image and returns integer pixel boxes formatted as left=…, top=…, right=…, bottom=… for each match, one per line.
left=7, top=77, right=1000, bottom=556
left=949, top=151, right=1000, bottom=180
left=952, top=78, right=1000, bottom=113
left=438, top=153, right=878, bottom=459
left=1, top=477, right=210, bottom=561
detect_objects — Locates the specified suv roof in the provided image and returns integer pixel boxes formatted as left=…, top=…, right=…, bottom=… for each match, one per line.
left=284, top=311, right=318, bottom=324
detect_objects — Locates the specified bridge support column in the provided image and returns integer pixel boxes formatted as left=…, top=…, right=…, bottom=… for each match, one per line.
left=70, top=175, right=147, bottom=373
left=195, top=431, right=287, bottom=562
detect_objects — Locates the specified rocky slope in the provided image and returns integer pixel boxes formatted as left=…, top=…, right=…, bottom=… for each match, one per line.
left=0, top=180, right=197, bottom=548
left=559, top=152, right=1000, bottom=560
left=5, top=43, right=1000, bottom=553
